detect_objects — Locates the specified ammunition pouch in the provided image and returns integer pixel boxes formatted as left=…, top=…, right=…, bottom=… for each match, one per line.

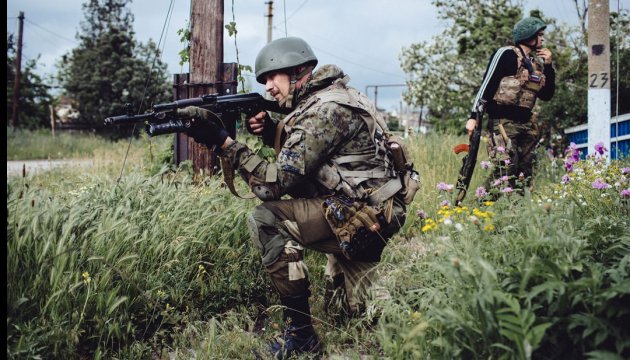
left=386, top=135, right=420, bottom=205
left=322, top=195, right=387, bottom=260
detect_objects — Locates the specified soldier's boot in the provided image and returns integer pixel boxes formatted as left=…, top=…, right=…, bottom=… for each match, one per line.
left=270, top=293, right=322, bottom=359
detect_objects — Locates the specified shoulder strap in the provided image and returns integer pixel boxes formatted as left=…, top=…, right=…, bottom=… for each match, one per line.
left=514, top=45, right=534, bottom=74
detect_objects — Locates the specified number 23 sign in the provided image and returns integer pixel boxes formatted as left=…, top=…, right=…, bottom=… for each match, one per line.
left=589, top=72, right=610, bottom=88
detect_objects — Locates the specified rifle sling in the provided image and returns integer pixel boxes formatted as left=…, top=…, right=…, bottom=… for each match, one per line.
left=220, top=156, right=256, bottom=200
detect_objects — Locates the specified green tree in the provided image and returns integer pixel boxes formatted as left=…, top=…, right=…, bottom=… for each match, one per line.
left=537, top=8, right=629, bottom=146
left=400, top=0, right=630, bottom=139
left=400, top=0, right=521, bottom=133
left=57, top=0, right=171, bottom=137
left=6, top=33, right=53, bottom=130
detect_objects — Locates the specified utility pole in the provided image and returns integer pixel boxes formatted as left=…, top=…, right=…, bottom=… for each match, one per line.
left=11, top=11, right=24, bottom=127
left=188, top=0, right=225, bottom=174
left=364, top=84, right=407, bottom=110
left=587, top=0, right=610, bottom=159
left=265, top=1, right=273, bottom=43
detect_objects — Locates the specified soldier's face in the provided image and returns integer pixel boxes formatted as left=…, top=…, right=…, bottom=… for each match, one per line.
left=264, top=72, right=291, bottom=102
left=527, top=31, right=545, bottom=49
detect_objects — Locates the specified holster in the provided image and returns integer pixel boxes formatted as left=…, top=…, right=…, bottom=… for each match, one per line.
left=321, top=195, right=387, bottom=260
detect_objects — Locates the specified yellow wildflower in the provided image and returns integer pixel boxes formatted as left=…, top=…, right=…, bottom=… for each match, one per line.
left=82, top=271, right=91, bottom=285
left=421, top=218, right=437, bottom=232
left=483, top=223, right=495, bottom=232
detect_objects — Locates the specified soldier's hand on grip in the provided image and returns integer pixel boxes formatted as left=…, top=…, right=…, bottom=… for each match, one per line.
left=465, top=118, right=477, bottom=138
left=247, top=111, right=268, bottom=135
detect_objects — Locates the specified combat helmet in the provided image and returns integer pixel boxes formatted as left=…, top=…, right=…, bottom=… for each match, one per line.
left=512, top=17, right=547, bottom=44
left=255, top=37, right=318, bottom=84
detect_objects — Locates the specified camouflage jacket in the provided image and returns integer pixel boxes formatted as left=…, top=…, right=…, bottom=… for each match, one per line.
left=220, top=64, right=394, bottom=202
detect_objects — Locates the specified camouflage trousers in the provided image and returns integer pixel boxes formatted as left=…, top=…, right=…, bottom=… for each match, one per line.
left=485, top=118, right=540, bottom=190
left=247, top=197, right=404, bottom=313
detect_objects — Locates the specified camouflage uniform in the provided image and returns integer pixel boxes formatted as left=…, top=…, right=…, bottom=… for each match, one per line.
left=220, top=65, right=407, bottom=312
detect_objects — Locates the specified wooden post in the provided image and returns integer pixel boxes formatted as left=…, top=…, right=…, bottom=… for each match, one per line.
left=188, top=0, right=225, bottom=175
left=11, top=11, right=24, bottom=127
left=587, top=0, right=611, bottom=159
left=49, top=104, right=56, bottom=138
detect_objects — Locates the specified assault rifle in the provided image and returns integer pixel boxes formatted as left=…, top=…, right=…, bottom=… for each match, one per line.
left=104, top=92, right=290, bottom=136
left=453, top=100, right=486, bottom=206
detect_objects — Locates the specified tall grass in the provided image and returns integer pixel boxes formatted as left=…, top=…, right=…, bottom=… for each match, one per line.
left=6, top=131, right=630, bottom=359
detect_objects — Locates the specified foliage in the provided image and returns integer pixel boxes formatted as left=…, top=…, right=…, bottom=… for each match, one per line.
left=374, top=144, right=630, bottom=359
left=6, top=33, right=54, bottom=130
left=6, top=133, right=630, bottom=358
left=56, top=0, right=171, bottom=138
left=400, top=1, right=630, bottom=141
left=400, top=0, right=521, bottom=133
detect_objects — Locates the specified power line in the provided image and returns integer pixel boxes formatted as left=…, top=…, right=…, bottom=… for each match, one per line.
left=24, top=19, right=78, bottom=44
left=306, top=44, right=405, bottom=79
left=275, top=0, right=309, bottom=28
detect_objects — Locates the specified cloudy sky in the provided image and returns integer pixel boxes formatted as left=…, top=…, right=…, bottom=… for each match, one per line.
left=6, top=0, right=600, bottom=112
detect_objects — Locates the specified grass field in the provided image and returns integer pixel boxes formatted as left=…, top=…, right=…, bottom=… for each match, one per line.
left=6, top=128, right=630, bottom=359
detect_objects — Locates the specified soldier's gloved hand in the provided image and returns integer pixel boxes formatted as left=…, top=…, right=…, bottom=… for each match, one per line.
left=177, top=106, right=229, bottom=148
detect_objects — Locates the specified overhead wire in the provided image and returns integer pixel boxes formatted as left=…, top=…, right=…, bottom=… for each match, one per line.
left=117, top=0, right=176, bottom=183
left=613, top=0, right=621, bottom=158
left=24, top=19, right=78, bottom=44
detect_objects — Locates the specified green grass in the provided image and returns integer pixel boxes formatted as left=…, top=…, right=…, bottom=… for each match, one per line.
left=6, top=131, right=630, bottom=359
left=7, top=127, right=115, bottom=160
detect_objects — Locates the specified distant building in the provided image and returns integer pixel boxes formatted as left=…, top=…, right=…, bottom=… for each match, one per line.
left=55, top=96, right=80, bottom=123
left=564, top=113, right=630, bottom=159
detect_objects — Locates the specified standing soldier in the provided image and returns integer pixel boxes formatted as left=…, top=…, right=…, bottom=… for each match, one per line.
left=466, top=16, right=555, bottom=192
left=178, top=37, right=417, bottom=358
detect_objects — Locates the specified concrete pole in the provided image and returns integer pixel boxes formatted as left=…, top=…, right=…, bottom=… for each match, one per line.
left=266, top=1, right=273, bottom=43
left=587, top=0, right=611, bottom=158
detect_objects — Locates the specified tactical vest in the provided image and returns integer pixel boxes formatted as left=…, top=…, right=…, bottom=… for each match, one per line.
left=274, top=76, right=419, bottom=206
left=493, top=46, right=546, bottom=110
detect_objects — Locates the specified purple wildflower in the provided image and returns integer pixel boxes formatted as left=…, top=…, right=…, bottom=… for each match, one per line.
left=621, top=189, right=630, bottom=197
left=437, top=182, right=454, bottom=191
left=501, top=187, right=513, bottom=194
left=565, top=161, right=574, bottom=172
left=497, top=146, right=506, bottom=153
left=492, top=179, right=502, bottom=187
left=475, top=186, right=488, bottom=198
left=594, top=142, right=607, bottom=155
left=501, top=175, right=509, bottom=183
left=416, top=210, right=428, bottom=219
left=561, top=174, right=570, bottom=184
left=480, top=161, right=492, bottom=170
left=592, top=179, right=611, bottom=189
left=441, top=200, right=451, bottom=207
left=504, top=159, right=511, bottom=165
left=622, top=167, right=630, bottom=175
